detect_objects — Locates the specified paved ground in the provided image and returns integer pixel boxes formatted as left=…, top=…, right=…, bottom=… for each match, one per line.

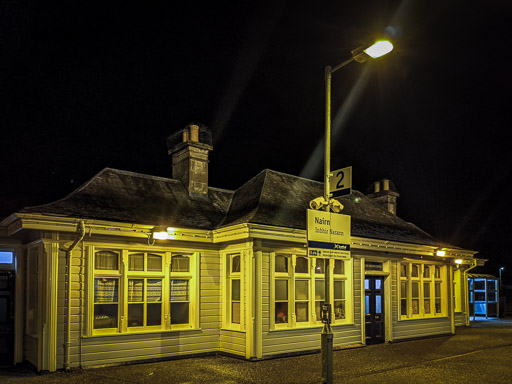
left=2, top=318, right=512, bottom=383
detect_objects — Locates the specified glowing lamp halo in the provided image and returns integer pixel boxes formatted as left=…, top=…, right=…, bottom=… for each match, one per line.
left=364, top=40, right=394, bottom=59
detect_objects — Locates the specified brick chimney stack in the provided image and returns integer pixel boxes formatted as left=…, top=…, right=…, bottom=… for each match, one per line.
left=367, top=179, right=399, bottom=215
left=167, top=123, right=213, bottom=198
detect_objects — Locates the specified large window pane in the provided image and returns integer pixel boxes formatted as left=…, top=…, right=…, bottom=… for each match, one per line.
left=147, top=279, right=162, bottom=302
left=424, top=299, right=431, bottom=314
left=170, top=279, right=189, bottom=301
left=171, top=302, right=189, bottom=324
left=295, top=280, right=308, bottom=301
left=94, top=304, right=118, bottom=329
left=129, top=253, right=144, bottom=271
left=475, top=292, right=485, bottom=301
left=401, top=264, right=407, bottom=277
left=334, top=300, right=345, bottom=320
left=334, top=281, right=345, bottom=300
left=148, top=254, right=162, bottom=271
left=94, top=277, right=118, bottom=329
left=231, top=302, right=240, bottom=324
left=275, top=280, right=288, bottom=301
left=232, top=279, right=240, bottom=301
left=401, top=299, right=407, bottom=316
left=275, top=255, right=288, bottom=273
left=95, top=251, right=118, bottom=270
left=128, top=303, right=143, bottom=327
left=334, top=260, right=344, bottom=275
left=128, top=279, right=144, bottom=302
left=296, top=257, right=308, bottom=273
left=412, top=264, right=419, bottom=278
left=94, top=278, right=119, bottom=303
left=435, top=282, right=441, bottom=298
left=171, top=256, right=189, bottom=272
left=147, top=303, right=162, bottom=326
left=295, top=302, right=308, bottom=322
left=401, top=282, right=407, bottom=298
left=232, top=255, right=241, bottom=273
left=315, top=280, right=325, bottom=300
left=315, top=259, right=325, bottom=274
left=412, top=282, right=419, bottom=297
left=275, top=302, right=288, bottom=323
left=424, top=282, right=430, bottom=298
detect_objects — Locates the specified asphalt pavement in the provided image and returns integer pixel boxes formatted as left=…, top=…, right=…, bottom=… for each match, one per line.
left=2, top=318, right=512, bottom=383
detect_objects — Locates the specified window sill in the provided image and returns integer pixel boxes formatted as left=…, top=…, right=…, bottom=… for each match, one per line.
left=269, top=322, right=354, bottom=332
left=84, top=327, right=201, bottom=338
left=398, top=315, right=448, bottom=322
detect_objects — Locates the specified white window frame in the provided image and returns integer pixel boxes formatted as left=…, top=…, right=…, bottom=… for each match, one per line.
left=270, top=253, right=353, bottom=330
left=399, top=262, right=447, bottom=320
left=223, top=252, right=244, bottom=330
left=86, top=246, right=199, bottom=336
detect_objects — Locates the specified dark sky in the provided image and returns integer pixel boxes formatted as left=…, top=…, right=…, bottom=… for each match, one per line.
left=1, top=1, right=511, bottom=277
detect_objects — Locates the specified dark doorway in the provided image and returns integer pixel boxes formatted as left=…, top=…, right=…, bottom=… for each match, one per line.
left=365, top=275, right=385, bottom=345
left=0, top=271, right=15, bottom=367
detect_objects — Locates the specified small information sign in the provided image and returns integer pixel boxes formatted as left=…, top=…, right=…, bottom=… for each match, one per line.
left=330, top=166, right=352, bottom=196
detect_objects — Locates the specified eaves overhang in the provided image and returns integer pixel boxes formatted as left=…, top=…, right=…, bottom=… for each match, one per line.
left=3, top=214, right=478, bottom=261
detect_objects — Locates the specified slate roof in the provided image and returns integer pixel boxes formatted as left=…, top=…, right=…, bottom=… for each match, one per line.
left=21, top=167, right=447, bottom=247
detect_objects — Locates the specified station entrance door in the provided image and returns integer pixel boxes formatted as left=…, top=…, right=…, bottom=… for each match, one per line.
left=365, top=276, right=385, bottom=345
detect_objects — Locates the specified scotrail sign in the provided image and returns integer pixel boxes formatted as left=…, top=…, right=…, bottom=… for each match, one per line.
left=307, top=209, right=351, bottom=259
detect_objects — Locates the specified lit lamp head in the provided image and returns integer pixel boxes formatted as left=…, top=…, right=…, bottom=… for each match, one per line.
left=351, top=40, right=394, bottom=63
left=436, top=250, right=446, bottom=257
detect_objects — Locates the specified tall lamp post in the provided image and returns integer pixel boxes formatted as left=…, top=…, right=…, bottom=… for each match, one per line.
left=321, top=40, right=393, bottom=384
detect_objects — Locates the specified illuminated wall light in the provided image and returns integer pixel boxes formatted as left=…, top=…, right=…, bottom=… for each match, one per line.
left=455, top=259, right=463, bottom=265
left=436, top=250, right=446, bottom=257
left=153, top=231, right=169, bottom=240
left=153, top=227, right=179, bottom=240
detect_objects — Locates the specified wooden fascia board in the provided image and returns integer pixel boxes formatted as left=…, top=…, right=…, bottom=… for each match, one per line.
left=350, top=236, right=477, bottom=259
left=7, top=214, right=213, bottom=243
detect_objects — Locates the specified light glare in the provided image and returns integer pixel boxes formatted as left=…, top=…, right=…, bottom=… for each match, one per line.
left=364, top=41, right=393, bottom=59
left=153, top=232, right=169, bottom=240
left=455, top=259, right=463, bottom=264
left=436, top=250, right=446, bottom=257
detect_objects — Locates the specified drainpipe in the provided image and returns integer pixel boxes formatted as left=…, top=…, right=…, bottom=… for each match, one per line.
left=64, top=221, right=85, bottom=371
left=463, top=259, right=478, bottom=326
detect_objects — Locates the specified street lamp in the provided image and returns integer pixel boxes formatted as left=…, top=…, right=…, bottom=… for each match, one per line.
left=499, top=267, right=504, bottom=288
left=321, top=39, right=393, bottom=384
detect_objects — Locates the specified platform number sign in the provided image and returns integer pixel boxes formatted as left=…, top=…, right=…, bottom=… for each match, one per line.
left=330, top=166, right=352, bottom=195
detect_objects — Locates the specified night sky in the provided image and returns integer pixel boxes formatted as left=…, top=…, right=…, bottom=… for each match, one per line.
left=1, top=1, right=510, bottom=278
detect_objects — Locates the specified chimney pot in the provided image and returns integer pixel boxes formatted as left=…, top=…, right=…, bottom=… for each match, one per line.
left=367, top=179, right=399, bottom=215
left=189, top=124, right=199, bottom=142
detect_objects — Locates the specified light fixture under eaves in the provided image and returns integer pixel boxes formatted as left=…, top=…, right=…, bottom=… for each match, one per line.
left=436, top=250, right=446, bottom=257
left=152, top=227, right=178, bottom=240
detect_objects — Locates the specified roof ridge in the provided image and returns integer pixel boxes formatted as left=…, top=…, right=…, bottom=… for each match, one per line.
left=22, top=167, right=112, bottom=211
left=264, top=168, right=324, bottom=186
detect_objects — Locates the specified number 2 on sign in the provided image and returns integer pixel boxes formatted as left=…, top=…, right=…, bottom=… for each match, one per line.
left=336, top=171, right=345, bottom=189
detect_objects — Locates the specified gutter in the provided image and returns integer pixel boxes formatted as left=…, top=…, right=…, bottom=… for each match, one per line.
left=463, top=259, right=478, bottom=326
left=64, top=221, right=85, bottom=371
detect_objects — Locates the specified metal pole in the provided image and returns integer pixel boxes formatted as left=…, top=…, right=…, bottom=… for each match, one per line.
left=321, top=57, right=354, bottom=384
left=321, top=65, right=334, bottom=384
